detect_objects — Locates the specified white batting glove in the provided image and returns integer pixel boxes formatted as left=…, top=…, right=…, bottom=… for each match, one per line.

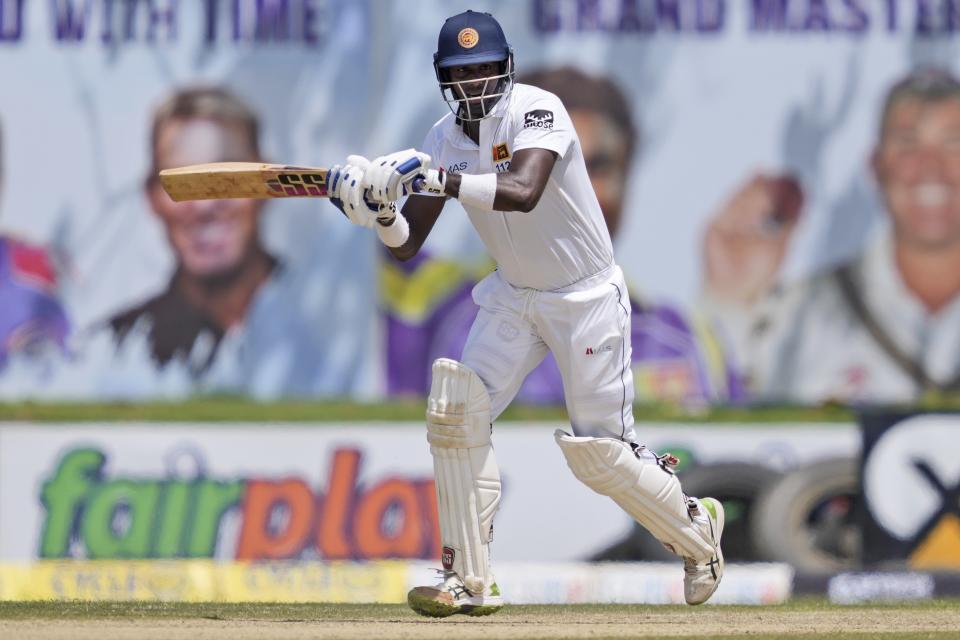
left=410, top=168, right=447, bottom=197
left=372, top=201, right=398, bottom=226
left=365, top=149, right=432, bottom=203
left=328, top=155, right=374, bottom=227
left=328, top=155, right=397, bottom=228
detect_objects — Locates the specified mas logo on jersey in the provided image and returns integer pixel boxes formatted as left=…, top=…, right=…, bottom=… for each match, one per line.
left=585, top=345, right=614, bottom=355
left=492, top=143, right=510, bottom=162
left=523, top=109, right=554, bottom=130
left=458, top=28, right=479, bottom=48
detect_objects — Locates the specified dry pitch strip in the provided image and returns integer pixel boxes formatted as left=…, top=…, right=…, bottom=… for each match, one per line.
left=2, top=600, right=960, bottom=639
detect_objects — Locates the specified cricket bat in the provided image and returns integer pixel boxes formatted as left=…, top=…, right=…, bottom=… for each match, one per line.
left=159, top=162, right=328, bottom=202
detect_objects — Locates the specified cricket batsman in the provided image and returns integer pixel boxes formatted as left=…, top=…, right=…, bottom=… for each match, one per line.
left=327, top=10, right=724, bottom=616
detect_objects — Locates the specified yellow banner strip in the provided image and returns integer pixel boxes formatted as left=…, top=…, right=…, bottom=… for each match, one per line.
left=0, top=561, right=409, bottom=603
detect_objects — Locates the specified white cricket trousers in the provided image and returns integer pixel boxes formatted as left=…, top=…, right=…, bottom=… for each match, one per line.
left=461, top=264, right=636, bottom=441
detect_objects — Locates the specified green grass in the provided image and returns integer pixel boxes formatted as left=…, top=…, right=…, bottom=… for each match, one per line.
left=0, top=598, right=956, bottom=619
left=0, top=601, right=402, bottom=620
left=0, top=398, right=874, bottom=423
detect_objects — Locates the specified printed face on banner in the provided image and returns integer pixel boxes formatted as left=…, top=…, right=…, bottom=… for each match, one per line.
left=7, top=0, right=960, bottom=407
left=570, top=110, right=630, bottom=240
left=874, top=97, right=960, bottom=250
left=149, top=119, right=262, bottom=281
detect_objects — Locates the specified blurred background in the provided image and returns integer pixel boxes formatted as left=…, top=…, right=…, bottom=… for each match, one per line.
left=0, top=0, right=957, bottom=605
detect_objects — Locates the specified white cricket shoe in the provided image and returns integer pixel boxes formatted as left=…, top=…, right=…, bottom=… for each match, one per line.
left=407, top=570, right=504, bottom=618
left=683, top=497, right=725, bottom=605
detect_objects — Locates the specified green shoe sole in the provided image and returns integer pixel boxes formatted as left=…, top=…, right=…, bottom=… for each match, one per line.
left=407, top=592, right=458, bottom=618
left=463, top=603, right=503, bottom=617
left=407, top=592, right=504, bottom=618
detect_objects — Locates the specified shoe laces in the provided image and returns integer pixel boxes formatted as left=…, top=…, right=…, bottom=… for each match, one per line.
left=432, top=568, right=470, bottom=597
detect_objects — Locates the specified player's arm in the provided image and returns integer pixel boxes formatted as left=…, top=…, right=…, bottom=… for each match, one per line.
left=381, top=148, right=555, bottom=260
left=349, top=146, right=556, bottom=260
left=327, top=150, right=446, bottom=261
left=326, top=154, right=416, bottom=251
left=416, top=148, right=558, bottom=213
left=388, top=194, right=447, bottom=262
left=446, top=148, right=556, bottom=213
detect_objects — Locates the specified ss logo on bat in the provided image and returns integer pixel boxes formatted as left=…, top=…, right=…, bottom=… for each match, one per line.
left=268, top=172, right=327, bottom=197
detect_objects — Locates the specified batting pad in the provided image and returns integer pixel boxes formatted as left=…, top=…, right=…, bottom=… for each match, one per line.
left=427, top=359, right=501, bottom=593
left=554, top=430, right=715, bottom=562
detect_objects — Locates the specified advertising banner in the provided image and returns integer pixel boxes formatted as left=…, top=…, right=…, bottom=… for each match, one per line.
left=0, top=421, right=858, bottom=562
left=0, top=1, right=959, bottom=406
left=859, top=412, right=960, bottom=569
left=0, top=559, right=793, bottom=604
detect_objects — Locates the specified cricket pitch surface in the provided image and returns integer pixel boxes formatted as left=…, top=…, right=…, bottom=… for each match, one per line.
left=2, top=600, right=959, bottom=639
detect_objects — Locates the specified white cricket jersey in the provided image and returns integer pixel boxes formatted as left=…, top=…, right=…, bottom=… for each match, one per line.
left=422, top=83, right=614, bottom=291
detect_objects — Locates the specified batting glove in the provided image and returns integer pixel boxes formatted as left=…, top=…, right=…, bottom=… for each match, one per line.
left=411, top=168, right=447, bottom=196
left=365, top=149, right=432, bottom=203
left=328, top=155, right=397, bottom=228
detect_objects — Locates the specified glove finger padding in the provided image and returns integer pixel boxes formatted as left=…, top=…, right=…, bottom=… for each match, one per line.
left=367, top=149, right=432, bottom=202
left=346, top=154, right=371, bottom=171
left=328, top=164, right=346, bottom=213
left=329, top=155, right=395, bottom=229
left=340, top=162, right=377, bottom=228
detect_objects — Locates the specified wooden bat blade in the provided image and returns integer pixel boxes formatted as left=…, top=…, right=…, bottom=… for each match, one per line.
left=159, top=162, right=329, bottom=202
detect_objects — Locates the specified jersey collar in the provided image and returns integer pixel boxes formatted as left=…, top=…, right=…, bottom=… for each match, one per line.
left=485, top=85, right=513, bottom=119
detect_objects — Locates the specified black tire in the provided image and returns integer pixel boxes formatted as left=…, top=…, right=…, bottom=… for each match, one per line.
left=751, top=457, right=860, bottom=571
left=590, top=463, right=783, bottom=562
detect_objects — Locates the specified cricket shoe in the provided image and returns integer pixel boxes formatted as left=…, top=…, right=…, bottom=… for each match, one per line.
left=407, top=570, right=504, bottom=618
left=683, top=497, right=725, bottom=605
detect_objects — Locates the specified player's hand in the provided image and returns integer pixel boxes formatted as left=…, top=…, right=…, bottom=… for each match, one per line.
left=365, top=149, right=432, bottom=202
left=411, top=168, right=447, bottom=196
left=703, top=173, right=803, bottom=306
left=328, top=155, right=379, bottom=227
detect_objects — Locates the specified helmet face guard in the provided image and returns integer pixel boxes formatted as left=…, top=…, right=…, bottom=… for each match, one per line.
left=435, top=54, right=515, bottom=122
left=433, top=11, right=514, bottom=122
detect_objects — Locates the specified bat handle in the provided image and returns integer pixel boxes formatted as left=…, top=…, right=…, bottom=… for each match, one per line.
left=408, top=177, right=425, bottom=195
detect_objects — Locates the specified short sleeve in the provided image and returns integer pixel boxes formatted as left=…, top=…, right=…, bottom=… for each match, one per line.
left=511, top=89, right=574, bottom=158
